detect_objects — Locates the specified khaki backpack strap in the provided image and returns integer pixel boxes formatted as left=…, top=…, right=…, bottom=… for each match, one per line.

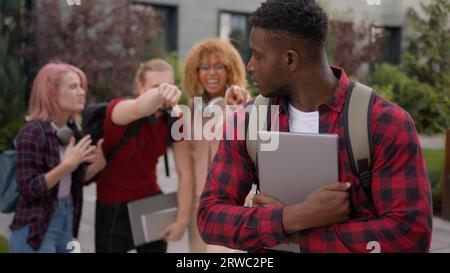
left=246, top=95, right=271, bottom=164
left=346, top=82, right=374, bottom=170
left=344, top=81, right=376, bottom=204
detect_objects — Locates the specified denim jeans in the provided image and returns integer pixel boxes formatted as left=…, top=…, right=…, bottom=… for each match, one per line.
left=95, top=202, right=167, bottom=253
left=9, top=197, right=74, bottom=253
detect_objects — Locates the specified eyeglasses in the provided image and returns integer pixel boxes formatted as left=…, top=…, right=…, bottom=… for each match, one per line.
left=197, top=63, right=227, bottom=72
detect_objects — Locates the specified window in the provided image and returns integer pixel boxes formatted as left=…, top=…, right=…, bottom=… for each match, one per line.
left=133, top=2, right=178, bottom=59
left=218, top=11, right=251, bottom=63
left=380, top=26, right=401, bottom=65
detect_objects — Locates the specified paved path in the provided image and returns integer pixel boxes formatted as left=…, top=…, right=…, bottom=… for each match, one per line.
left=419, top=134, right=445, bottom=150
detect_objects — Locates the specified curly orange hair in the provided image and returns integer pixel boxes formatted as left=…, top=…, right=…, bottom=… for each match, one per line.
left=183, top=39, right=247, bottom=98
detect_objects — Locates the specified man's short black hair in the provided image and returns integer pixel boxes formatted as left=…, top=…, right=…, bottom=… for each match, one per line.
left=249, top=0, right=328, bottom=46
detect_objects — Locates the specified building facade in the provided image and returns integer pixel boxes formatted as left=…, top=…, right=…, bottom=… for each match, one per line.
left=134, top=0, right=429, bottom=64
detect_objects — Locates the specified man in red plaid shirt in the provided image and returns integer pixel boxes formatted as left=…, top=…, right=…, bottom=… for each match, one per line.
left=197, top=0, right=432, bottom=253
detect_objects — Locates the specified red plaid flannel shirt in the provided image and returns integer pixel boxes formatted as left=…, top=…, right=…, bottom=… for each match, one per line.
left=10, top=120, right=85, bottom=250
left=197, top=67, right=433, bottom=253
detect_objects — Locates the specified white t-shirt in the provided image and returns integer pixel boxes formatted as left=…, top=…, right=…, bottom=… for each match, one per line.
left=288, top=103, right=319, bottom=134
left=51, top=122, right=72, bottom=198
left=57, top=145, right=72, bottom=198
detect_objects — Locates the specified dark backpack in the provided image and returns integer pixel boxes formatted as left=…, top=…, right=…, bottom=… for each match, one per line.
left=81, top=102, right=108, bottom=145
left=0, top=122, right=47, bottom=214
left=81, top=102, right=171, bottom=176
left=245, top=81, right=375, bottom=204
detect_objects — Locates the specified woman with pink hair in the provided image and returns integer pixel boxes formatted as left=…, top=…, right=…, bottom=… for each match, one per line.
left=8, top=61, right=106, bottom=252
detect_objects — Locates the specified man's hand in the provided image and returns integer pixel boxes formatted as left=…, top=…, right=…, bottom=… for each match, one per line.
left=302, top=181, right=351, bottom=227
left=157, top=83, right=182, bottom=107
left=160, top=221, right=187, bottom=242
left=157, top=83, right=183, bottom=117
left=282, top=181, right=351, bottom=234
left=225, top=85, right=250, bottom=106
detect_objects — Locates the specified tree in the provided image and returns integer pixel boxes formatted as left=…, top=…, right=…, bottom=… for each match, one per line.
left=0, top=2, right=27, bottom=150
left=404, top=0, right=450, bottom=88
left=369, top=0, right=450, bottom=134
left=26, top=0, right=158, bottom=100
left=403, top=0, right=450, bottom=132
left=327, top=20, right=385, bottom=78
left=370, top=63, right=447, bottom=134
left=0, top=29, right=26, bottom=126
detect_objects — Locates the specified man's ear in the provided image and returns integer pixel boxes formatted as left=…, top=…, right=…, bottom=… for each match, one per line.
left=285, top=50, right=299, bottom=71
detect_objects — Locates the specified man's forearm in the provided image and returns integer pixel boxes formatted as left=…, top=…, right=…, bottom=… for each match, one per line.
left=296, top=211, right=432, bottom=252
left=135, top=89, right=164, bottom=118
left=112, top=89, right=163, bottom=125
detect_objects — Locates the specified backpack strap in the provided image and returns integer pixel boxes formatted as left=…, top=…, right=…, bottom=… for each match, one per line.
left=246, top=95, right=271, bottom=164
left=94, top=118, right=145, bottom=184
left=106, top=118, right=144, bottom=163
left=245, top=95, right=271, bottom=195
left=106, top=112, right=173, bottom=177
left=245, top=85, right=376, bottom=206
left=343, top=81, right=375, bottom=204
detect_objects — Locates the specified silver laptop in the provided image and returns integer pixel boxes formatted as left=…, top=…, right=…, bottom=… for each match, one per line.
left=257, top=131, right=338, bottom=252
left=127, top=192, right=178, bottom=246
left=141, top=207, right=178, bottom=243
left=258, top=131, right=339, bottom=205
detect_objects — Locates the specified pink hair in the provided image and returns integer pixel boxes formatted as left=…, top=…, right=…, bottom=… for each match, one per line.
left=26, top=61, right=88, bottom=122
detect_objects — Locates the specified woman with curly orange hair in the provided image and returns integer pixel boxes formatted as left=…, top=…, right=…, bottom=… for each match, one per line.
left=180, top=38, right=250, bottom=252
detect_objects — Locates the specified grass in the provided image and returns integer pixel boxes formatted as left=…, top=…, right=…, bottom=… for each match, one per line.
left=422, top=148, right=445, bottom=214
left=0, top=234, right=8, bottom=253
left=423, top=149, right=445, bottom=173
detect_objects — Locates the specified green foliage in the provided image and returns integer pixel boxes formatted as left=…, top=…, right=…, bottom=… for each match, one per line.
left=369, top=63, right=404, bottom=101
left=246, top=83, right=260, bottom=98
left=404, top=0, right=450, bottom=88
left=403, top=0, right=450, bottom=133
left=422, top=148, right=445, bottom=214
left=0, top=235, right=8, bottom=253
left=164, top=51, right=188, bottom=105
left=164, top=52, right=182, bottom=89
left=370, top=63, right=449, bottom=134
left=0, top=27, right=26, bottom=123
left=370, top=0, right=450, bottom=134
left=368, top=0, right=450, bottom=134
left=0, top=12, right=27, bottom=150
left=0, top=115, right=26, bottom=151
